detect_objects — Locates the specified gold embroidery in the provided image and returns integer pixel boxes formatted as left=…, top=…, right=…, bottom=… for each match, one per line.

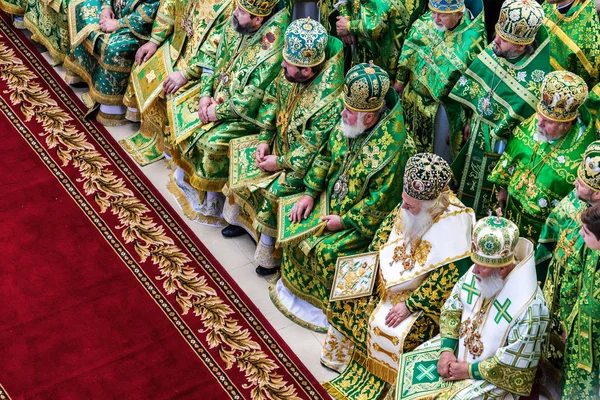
left=373, top=326, right=400, bottom=346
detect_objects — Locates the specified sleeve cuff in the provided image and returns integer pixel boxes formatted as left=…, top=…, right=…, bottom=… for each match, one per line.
left=304, top=188, right=320, bottom=199
left=440, top=338, right=458, bottom=353
left=469, top=362, right=483, bottom=380
left=348, top=20, right=361, bottom=36
left=276, top=156, right=286, bottom=170
left=405, top=297, right=417, bottom=313
left=149, top=36, right=163, bottom=45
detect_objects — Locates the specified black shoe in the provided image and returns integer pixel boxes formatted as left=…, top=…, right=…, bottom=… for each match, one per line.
left=255, top=265, right=280, bottom=276
left=221, top=224, right=247, bottom=238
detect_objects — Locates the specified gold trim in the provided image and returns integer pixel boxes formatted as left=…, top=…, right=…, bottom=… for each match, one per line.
left=544, top=17, right=597, bottom=76
left=96, top=110, right=128, bottom=126
left=23, top=18, right=68, bottom=63
left=428, top=4, right=465, bottom=13
left=268, top=278, right=328, bottom=333
left=63, top=57, right=126, bottom=105
left=166, top=172, right=228, bottom=227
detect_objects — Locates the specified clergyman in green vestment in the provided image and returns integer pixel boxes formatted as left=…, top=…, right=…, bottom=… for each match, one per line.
left=169, top=0, right=289, bottom=226
left=64, top=0, right=161, bottom=125
left=120, top=0, right=233, bottom=166
left=321, top=153, right=474, bottom=400
left=221, top=18, right=345, bottom=274
left=395, top=0, right=486, bottom=155
left=561, top=204, right=600, bottom=398
left=270, top=63, right=415, bottom=332
left=333, top=0, right=426, bottom=84
left=395, top=216, right=549, bottom=400
left=535, top=141, right=600, bottom=399
left=489, top=71, right=595, bottom=245
left=448, top=0, right=550, bottom=218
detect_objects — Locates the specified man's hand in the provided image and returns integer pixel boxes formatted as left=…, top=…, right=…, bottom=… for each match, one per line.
left=322, top=215, right=343, bottom=231
left=206, top=102, right=217, bottom=122
left=497, top=187, right=508, bottom=209
left=99, top=18, right=118, bottom=33
left=438, top=351, right=457, bottom=378
left=163, top=71, right=188, bottom=94
left=100, top=7, right=114, bottom=21
left=341, top=34, right=357, bottom=46
left=256, top=143, right=270, bottom=163
left=447, top=361, right=470, bottom=381
left=394, top=83, right=405, bottom=97
left=289, top=195, right=314, bottom=222
left=463, top=122, right=471, bottom=142
left=258, top=155, right=279, bottom=172
left=135, top=41, right=158, bottom=65
left=384, top=302, right=410, bottom=328
left=198, top=96, right=213, bottom=123
left=336, top=16, right=350, bottom=36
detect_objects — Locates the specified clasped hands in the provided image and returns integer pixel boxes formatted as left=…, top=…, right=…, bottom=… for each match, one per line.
left=99, top=8, right=118, bottom=33
left=335, top=16, right=357, bottom=46
left=288, top=194, right=343, bottom=232
left=438, top=351, right=470, bottom=381
left=198, top=96, right=218, bottom=123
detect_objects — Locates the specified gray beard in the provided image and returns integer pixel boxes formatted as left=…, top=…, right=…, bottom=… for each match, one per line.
left=400, top=207, right=434, bottom=246
left=477, top=272, right=505, bottom=299
left=341, top=119, right=366, bottom=138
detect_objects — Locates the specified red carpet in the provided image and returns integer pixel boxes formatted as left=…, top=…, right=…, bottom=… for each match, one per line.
left=0, top=14, right=328, bottom=400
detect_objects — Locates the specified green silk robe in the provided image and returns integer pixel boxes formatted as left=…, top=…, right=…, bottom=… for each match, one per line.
left=449, top=27, right=551, bottom=218
left=24, top=0, right=70, bottom=63
left=278, top=90, right=416, bottom=315
left=121, top=0, right=233, bottom=166
left=544, top=0, right=600, bottom=88
left=65, top=0, right=160, bottom=105
left=224, top=37, right=345, bottom=237
left=396, top=10, right=486, bottom=153
left=537, top=190, right=587, bottom=387
left=173, top=8, right=290, bottom=192
left=562, top=245, right=600, bottom=398
left=343, top=0, right=426, bottom=84
left=488, top=108, right=596, bottom=243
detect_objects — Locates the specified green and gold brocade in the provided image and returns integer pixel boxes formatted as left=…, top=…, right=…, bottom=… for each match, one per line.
left=345, top=0, right=426, bottom=83
left=121, top=0, right=233, bottom=166
left=173, top=8, right=290, bottom=192
left=224, top=37, right=345, bottom=237
left=543, top=0, right=600, bottom=88
left=65, top=0, right=161, bottom=105
left=449, top=27, right=551, bottom=218
left=562, top=245, right=600, bottom=398
left=0, top=0, right=25, bottom=15
left=488, top=108, right=596, bottom=243
left=24, top=0, right=70, bottom=63
left=278, top=90, right=416, bottom=315
left=397, top=10, right=486, bottom=153
left=537, top=190, right=587, bottom=385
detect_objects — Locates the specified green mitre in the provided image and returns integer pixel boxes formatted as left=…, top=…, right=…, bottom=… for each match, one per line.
left=343, top=62, right=390, bottom=112
left=403, top=153, right=452, bottom=201
left=237, top=0, right=279, bottom=17
left=579, top=140, right=600, bottom=192
left=471, top=216, right=520, bottom=267
left=282, top=17, right=328, bottom=67
left=429, top=0, right=464, bottom=13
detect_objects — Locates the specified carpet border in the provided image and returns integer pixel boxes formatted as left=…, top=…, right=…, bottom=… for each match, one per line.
left=0, top=14, right=328, bottom=398
left=0, top=97, right=244, bottom=399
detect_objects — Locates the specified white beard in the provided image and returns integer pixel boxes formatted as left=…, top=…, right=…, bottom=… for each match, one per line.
left=477, top=272, right=505, bottom=299
left=434, top=23, right=447, bottom=32
left=341, top=113, right=367, bottom=138
left=535, top=124, right=551, bottom=143
left=400, top=207, right=434, bottom=246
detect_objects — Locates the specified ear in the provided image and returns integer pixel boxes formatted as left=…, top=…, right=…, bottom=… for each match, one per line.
left=592, top=190, right=600, bottom=203
left=253, top=16, right=264, bottom=26
left=301, top=67, right=313, bottom=78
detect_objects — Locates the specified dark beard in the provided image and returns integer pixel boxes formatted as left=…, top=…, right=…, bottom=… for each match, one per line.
left=232, top=15, right=257, bottom=35
left=283, top=69, right=310, bottom=83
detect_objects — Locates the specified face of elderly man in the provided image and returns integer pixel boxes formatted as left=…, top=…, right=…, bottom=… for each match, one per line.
left=432, top=10, right=463, bottom=31
left=399, top=191, right=439, bottom=244
left=472, top=263, right=511, bottom=299
left=340, top=107, right=378, bottom=138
